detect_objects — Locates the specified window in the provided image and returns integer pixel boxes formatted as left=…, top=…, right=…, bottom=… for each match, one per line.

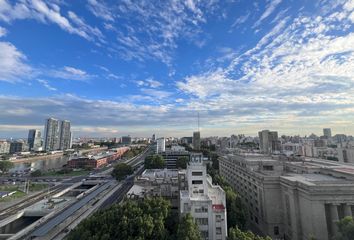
left=201, top=230, right=209, bottom=238
left=216, top=215, right=221, bottom=222
left=192, top=171, right=203, bottom=176
left=192, top=180, right=203, bottom=185
left=274, top=226, right=279, bottom=235
left=195, top=218, right=208, bottom=225
left=195, top=206, right=208, bottom=213
left=216, top=227, right=222, bottom=234
left=263, top=165, right=274, bottom=171
left=255, top=217, right=259, bottom=224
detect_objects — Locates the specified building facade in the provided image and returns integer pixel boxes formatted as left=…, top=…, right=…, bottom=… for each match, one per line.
left=193, top=131, right=201, bottom=151
left=156, top=137, right=166, bottom=153
left=323, top=128, right=332, bottom=138
left=180, top=157, right=227, bottom=240
left=0, top=141, right=10, bottom=154
left=258, top=130, right=280, bottom=154
left=44, top=118, right=60, bottom=151
left=59, top=120, right=71, bottom=150
left=28, top=129, right=42, bottom=151
left=121, top=135, right=132, bottom=145
left=219, top=152, right=354, bottom=240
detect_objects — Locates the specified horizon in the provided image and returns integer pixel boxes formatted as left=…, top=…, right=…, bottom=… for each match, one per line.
left=1, top=0, right=354, bottom=137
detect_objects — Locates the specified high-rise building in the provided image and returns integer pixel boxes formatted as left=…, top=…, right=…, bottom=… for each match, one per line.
left=59, top=120, right=71, bottom=150
left=323, top=128, right=332, bottom=138
left=44, top=118, right=60, bottom=151
left=152, top=134, right=156, bottom=141
left=258, top=130, right=280, bottom=154
left=28, top=129, right=42, bottom=151
left=121, top=135, right=132, bottom=145
left=156, top=137, right=166, bottom=153
left=193, top=131, right=201, bottom=150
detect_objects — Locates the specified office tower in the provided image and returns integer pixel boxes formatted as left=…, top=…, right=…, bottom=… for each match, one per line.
left=59, top=120, right=71, bottom=150
left=152, top=134, right=156, bottom=141
left=28, top=129, right=42, bottom=151
left=258, top=130, right=280, bottom=154
left=193, top=131, right=201, bottom=150
left=156, top=137, right=166, bottom=153
left=121, top=135, right=132, bottom=145
left=44, top=118, right=60, bottom=151
left=323, top=128, right=332, bottom=138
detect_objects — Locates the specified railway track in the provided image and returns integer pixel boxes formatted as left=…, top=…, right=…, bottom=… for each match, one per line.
left=0, top=185, right=66, bottom=220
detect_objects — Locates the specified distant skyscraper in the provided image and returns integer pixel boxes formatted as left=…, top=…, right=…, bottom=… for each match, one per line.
left=193, top=131, right=201, bottom=150
left=59, top=120, right=72, bottom=150
left=121, top=135, right=132, bottom=145
left=323, top=128, right=332, bottom=138
left=258, top=130, right=280, bottom=154
left=156, top=137, right=166, bottom=153
left=9, top=141, right=27, bottom=153
left=152, top=134, right=156, bottom=141
left=28, top=129, right=42, bottom=151
left=44, top=118, right=60, bottom=151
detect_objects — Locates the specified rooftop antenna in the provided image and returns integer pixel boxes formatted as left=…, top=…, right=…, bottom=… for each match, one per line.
left=197, top=112, right=200, bottom=132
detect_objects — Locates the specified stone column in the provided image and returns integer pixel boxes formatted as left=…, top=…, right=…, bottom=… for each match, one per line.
left=344, top=204, right=352, bottom=217
left=330, top=204, right=339, bottom=236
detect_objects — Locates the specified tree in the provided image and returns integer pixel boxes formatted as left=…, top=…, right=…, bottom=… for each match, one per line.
left=228, top=226, right=272, bottom=240
left=30, top=169, right=42, bottom=177
left=111, top=163, right=133, bottom=180
left=0, top=160, right=14, bottom=173
left=224, top=186, right=247, bottom=230
left=177, top=213, right=202, bottom=240
left=335, top=216, right=354, bottom=240
left=68, top=197, right=172, bottom=240
left=176, top=156, right=189, bottom=169
left=145, top=155, right=165, bottom=169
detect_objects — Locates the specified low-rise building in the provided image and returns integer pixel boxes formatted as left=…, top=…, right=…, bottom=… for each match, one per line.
left=219, top=151, right=354, bottom=240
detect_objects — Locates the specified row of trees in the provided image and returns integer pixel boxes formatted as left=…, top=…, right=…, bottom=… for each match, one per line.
left=68, top=197, right=202, bottom=240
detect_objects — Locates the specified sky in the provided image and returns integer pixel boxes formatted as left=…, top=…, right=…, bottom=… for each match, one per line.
left=0, top=0, right=354, bottom=138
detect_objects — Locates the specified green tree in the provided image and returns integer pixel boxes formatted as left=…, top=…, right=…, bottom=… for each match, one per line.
left=228, top=226, right=271, bottom=240
left=335, top=216, right=354, bottom=240
left=224, top=186, right=247, bottom=230
left=145, top=155, right=165, bottom=169
left=176, top=156, right=189, bottom=169
left=30, top=169, right=42, bottom=177
left=111, top=163, right=133, bottom=180
left=68, top=197, right=172, bottom=240
left=0, top=160, right=14, bottom=173
left=177, top=213, right=202, bottom=240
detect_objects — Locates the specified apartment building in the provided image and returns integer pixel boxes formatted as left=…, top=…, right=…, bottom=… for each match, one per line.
left=180, top=157, right=227, bottom=240
left=219, top=152, right=354, bottom=240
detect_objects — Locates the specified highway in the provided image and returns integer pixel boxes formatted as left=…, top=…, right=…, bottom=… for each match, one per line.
left=8, top=145, right=153, bottom=239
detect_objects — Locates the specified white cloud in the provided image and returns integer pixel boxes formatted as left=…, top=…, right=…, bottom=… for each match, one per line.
left=0, top=26, right=7, bottom=37
left=0, top=0, right=104, bottom=42
left=253, top=0, right=282, bottom=28
left=135, top=78, right=163, bottom=88
left=37, top=79, right=57, bottom=91
left=0, top=41, right=32, bottom=82
left=87, top=0, right=115, bottom=22
left=50, top=66, right=93, bottom=81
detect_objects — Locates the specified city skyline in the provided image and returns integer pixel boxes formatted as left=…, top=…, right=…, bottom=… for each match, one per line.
left=0, top=0, right=354, bottom=137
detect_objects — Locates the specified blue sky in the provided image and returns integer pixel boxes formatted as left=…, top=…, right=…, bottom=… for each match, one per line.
left=0, top=0, right=354, bottom=138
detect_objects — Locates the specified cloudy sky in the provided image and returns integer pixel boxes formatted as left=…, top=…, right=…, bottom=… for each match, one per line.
left=0, top=0, right=354, bottom=138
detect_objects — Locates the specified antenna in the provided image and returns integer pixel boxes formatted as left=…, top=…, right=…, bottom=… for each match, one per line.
left=197, top=112, right=200, bottom=132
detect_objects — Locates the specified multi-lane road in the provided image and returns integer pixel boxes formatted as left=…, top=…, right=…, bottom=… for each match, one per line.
left=2, top=145, right=153, bottom=240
